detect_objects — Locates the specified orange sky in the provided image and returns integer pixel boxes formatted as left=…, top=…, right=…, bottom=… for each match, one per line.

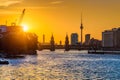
left=0, top=0, right=120, bottom=44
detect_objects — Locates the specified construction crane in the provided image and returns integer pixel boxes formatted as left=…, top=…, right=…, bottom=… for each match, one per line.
left=17, top=9, right=26, bottom=25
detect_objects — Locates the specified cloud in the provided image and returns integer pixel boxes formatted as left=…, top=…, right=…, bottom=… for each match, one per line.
left=0, top=0, right=22, bottom=8
left=0, top=0, right=65, bottom=10
left=50, top=1, right=64, bottom=4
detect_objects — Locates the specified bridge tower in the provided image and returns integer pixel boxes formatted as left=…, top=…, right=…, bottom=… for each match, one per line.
left=50, top=34, right=55, bottom=51
left=65, top=34, right=69, bottom=51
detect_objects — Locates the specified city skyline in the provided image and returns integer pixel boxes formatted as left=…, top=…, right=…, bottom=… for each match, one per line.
left=0, top=0, right=120, bottom=43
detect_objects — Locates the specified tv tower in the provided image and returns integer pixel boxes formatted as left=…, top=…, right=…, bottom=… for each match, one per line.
left=80, top=13, right=83, bottom=44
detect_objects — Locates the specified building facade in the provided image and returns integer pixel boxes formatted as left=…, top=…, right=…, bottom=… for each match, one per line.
left=102, top=30, right=114, bottom=47
left=71, top=33, right=78, bottom=45
left=85, top=34, right=90, bottom=45
left=102, top=28, right=120, bottom=48
left=89, top=38, right=102, bottom=48
left=114, top=28, right=120, bottom=48
left=0, top=25, right=7, bottom=33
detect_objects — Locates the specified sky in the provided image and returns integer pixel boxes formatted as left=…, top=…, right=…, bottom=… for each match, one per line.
left=0, top=0, right=120, bottom=44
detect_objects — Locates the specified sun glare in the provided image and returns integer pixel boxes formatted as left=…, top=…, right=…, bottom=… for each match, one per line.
left=22, top=24, right=28, bottom=32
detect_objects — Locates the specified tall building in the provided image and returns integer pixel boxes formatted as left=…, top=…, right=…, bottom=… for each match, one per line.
left=71, top=33, right=78, bottom=45
left=80, top=14, right=83, bottom=44
left=102, top=30, right=114, bottom=47
left=102, top=28, right=120, bottom=48
left=85, top=34, right=90, bottom=45
left=114, top=28, right=120, bottom=48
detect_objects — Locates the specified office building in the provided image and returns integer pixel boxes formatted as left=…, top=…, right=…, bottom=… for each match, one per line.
left=71, top=33, right=78, bottom=45
left=102, top=28, right=120, bottom=48
left=85, top=34, right=90, bottom=45
left=102, top=30, right=114, bottom=47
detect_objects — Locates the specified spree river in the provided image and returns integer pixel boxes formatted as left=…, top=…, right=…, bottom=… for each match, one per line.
left=1, top=50, right=120, bottom=80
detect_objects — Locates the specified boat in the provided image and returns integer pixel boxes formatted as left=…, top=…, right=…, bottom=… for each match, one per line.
left=0, top=60, right=9, bottom=65
left=4, top=55, right=25, bottom=59
left=88, top=50, right=104, bottom=54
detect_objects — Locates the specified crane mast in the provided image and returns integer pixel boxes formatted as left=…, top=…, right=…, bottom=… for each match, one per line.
left=18, top=9, right=26, bottom=25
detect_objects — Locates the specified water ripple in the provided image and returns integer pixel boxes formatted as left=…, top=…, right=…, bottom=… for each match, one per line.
left=0, top=50, right=120, bottom=80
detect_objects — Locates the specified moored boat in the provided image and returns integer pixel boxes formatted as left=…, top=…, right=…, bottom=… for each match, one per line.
left=0, top=60, right=9, bottom=65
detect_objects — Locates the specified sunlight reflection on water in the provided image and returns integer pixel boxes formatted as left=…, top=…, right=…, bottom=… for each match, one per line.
left=0, top=50, right=120, bottom=80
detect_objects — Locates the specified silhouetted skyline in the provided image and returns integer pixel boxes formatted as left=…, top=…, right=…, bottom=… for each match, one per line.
left=0, top=0, right=120, bottom=43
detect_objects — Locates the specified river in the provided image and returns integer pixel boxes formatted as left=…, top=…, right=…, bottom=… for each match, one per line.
left=0, top=50, right=120, bottom=80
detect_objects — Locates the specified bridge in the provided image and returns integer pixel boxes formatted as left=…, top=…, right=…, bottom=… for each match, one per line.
left=38, top=45, right=91, bottom=51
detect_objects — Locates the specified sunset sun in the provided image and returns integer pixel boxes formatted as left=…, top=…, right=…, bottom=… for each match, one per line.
left=22, top=24, right=28, bottom=32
